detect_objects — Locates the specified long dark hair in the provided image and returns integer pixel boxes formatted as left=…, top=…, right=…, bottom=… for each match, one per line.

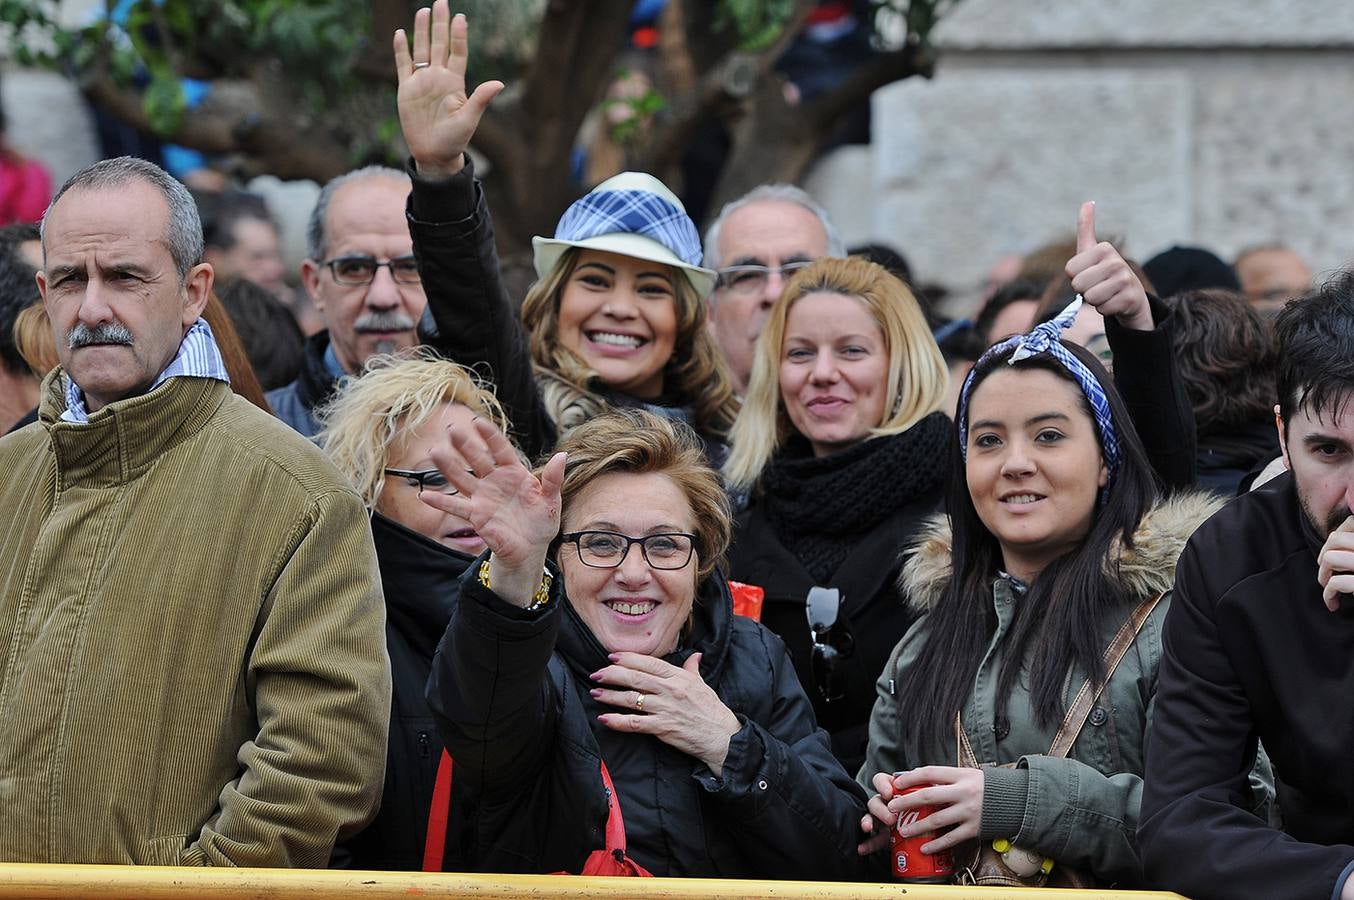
left=897, top=341, right=1158, bottom=757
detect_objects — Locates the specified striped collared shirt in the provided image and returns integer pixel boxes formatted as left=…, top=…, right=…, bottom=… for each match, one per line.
left=62, top=317, right=231, bottom=424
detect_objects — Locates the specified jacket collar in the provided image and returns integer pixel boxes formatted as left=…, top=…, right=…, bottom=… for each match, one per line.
left=38, top=369, right=228, bottom=487
left=370, top=512, right=473, bottom=658
left=900, top=491, right=1226, bottom=613
left=297, top=330, right=346, bottom=413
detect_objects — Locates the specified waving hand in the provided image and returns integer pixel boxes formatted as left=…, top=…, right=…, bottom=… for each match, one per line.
left=394, top=0, right=504, bottom=178
left=422, top=417, right=567, bottom=607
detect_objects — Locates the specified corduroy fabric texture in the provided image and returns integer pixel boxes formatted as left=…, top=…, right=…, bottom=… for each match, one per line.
left=0, top=372, right=391, bottom=866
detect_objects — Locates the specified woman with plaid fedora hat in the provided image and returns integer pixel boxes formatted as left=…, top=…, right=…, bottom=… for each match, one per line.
left=395, top=5, right=737, bottom=465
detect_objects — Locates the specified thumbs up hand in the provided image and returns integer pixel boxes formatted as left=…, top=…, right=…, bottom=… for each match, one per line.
left=1066, top=201, right=1153, bottom=331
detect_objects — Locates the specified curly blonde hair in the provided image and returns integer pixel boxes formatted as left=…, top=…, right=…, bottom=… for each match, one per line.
left=723, top=256, right=949, bottom=490
left=520, top=247, right=739, bottom=439
left=551, top=408, right=732, bottom=583
left=316, top=350, right=511, bottom=509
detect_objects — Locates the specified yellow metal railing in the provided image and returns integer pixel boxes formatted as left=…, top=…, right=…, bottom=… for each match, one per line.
left=0, top=864, right=1187, bottom=899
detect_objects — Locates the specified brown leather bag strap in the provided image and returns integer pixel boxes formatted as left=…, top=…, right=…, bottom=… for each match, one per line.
left=1047, top=592, right=1164, bottom=760
left=956, top=711, right=981, bottom=768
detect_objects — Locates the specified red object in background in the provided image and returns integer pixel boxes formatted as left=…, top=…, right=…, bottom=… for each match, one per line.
left=0, top=154, right=51, bottom=225
left=729, top=581, right=764, bottom=622
left=891, top=784, right=954, bottom=883
left=631, top=25, right=659, bottom=49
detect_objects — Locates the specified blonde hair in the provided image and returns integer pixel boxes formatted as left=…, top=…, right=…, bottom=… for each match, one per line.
left=723, top=256, right=949, bottom=489
left=14, top=303, right=58, bottom=377
left=551, top=408, right=731, bottom=583
left=316, top=350, right=510, bottom=509
left=520, top=247, right=739, bottom=439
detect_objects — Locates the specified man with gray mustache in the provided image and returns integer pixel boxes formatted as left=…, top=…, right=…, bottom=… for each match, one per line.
left=0, top=156, right=390, bottom=866
left=267, top=166, right=428, bottom=436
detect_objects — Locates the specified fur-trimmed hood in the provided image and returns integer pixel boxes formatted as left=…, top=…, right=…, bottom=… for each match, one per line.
left=900, top=491, right=1225, bottom=613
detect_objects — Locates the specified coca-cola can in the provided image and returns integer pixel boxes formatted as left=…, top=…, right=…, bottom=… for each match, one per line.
left=891, top=783, right=954, bottom=883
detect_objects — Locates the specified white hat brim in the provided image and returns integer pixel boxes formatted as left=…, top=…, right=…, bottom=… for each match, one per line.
left=533, top=233, right=716, bottom=297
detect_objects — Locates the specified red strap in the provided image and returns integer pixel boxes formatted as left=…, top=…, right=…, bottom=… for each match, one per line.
left=599, top=760, right=626, bottom=851
left=422, top=750, right=454, bottom=872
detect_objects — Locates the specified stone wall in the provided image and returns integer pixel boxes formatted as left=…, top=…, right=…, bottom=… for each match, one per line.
left=805, top=0, right=1354, bottom=312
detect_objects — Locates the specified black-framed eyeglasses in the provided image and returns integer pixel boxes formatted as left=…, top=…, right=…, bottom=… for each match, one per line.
left=716, top=261, right=813, bottom=294
left=560, top=530, right=697, bottom=570
left=323, top=254, right=422, bottom=285
left=383, top=467, right=458, bottom=495
left=807, top=586, right=855, bottom=703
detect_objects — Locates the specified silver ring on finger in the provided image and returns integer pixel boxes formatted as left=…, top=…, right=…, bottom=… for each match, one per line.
left=634, top=692, right=645, bottom=711
left=413, top=61, right=431, bottom=69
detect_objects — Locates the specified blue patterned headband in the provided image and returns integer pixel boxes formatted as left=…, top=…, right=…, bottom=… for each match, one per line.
left=956, top=296, right=1122, bottom=486
left=554, top=187, right=703, bottom=267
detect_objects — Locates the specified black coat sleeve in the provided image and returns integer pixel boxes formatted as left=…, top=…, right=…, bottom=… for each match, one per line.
left=408, top=157, right=557, bottom=462
left=1139, top=539, right=1354, bottom=900
left=1105, top=294, right=1196, bottom=491
left=693, top=626, right=879, bottom=881
left=425, top=564, right=562, bottom=797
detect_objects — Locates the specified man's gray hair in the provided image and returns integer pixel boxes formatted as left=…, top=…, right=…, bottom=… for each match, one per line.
left=41, top=156, right=203, bottom=281
left=702, top=183, right=846, bottom=271
left=306, top=165, right=410, bottom=262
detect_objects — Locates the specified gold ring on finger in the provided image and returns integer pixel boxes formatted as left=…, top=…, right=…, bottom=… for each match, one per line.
left=634, top=692, right=645, bottom=711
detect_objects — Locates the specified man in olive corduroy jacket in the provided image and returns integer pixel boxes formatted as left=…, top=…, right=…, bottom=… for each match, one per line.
left=0, top=157, right=392, bottom=867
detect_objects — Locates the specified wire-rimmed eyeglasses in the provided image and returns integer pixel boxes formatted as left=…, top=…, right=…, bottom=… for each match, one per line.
left=807, top=586, right=855, bottom=703
left=715, top=261, right=814, bottom=295
left=560, top=530, right=697, bottom=570
left=323, top=254, right=422, bottom=285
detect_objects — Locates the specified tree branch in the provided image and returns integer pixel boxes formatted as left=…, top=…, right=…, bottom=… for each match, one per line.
left=804, top=40, right=935, bottom=132
left=646, top=0, right=815, bottom=175
left=81, top=72, right=353, bottom=181
left=519, top=0, right=632, bottom=159
left=468, top=105, right=518, bottom=175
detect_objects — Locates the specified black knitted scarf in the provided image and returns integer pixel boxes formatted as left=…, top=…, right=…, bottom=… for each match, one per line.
left=760, top=411, right=952, bottom=582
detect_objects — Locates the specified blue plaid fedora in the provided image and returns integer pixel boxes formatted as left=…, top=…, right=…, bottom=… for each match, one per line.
left=532, top=172, right=717, bottom=296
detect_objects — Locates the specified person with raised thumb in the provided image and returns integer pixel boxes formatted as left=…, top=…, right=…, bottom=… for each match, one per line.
left=1033, top=201, right=1198, bottom=489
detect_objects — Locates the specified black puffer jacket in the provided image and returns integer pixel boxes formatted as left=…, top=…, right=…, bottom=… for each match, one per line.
left=341, top=513, right=475, bottom=871
left=728, top=419, right=950, bottom=775
left=426, top=560, right=873, bottom=880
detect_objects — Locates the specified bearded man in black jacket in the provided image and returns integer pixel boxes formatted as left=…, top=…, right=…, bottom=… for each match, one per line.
left=1140, top=270, right=1354, bottom=900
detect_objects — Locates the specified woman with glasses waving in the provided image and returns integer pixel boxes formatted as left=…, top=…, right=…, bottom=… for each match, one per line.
left=316, top=350, right=514, bottom=870
left=722, top=256, right=952, bottom=776
left=420, top=407, right=870, bottom=878
left=855, top=305, right=1243, bottom=886
left=394, top=3, right=737, bottom=466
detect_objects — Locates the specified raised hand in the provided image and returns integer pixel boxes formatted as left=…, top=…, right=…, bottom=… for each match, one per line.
left=1066, top=201, right=1153, bottom=331
left=421, top=416, right=567, bottom=606
left=1318, top=516, right=1354, bottom=612
left=393, top=0, right=504, bottom=178
left=591, top=652, right=742, bottom=776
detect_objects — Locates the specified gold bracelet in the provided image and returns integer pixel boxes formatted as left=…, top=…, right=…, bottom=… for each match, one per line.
left=479, top=559, right=554, bottom=610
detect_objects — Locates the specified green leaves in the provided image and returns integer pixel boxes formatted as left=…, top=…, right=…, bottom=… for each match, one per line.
left=715, top=0, right=796, bottom=51
left=143, top=64, right=185, bottom=135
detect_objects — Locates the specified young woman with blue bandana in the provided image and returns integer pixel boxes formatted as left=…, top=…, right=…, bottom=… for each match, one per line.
left=394, top=3, right=736, bottom=465
left=853, top=300, right=1241, bottom=885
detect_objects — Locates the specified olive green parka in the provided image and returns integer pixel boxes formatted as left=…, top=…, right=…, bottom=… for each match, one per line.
left=858, top=492, right=1270, bottom=885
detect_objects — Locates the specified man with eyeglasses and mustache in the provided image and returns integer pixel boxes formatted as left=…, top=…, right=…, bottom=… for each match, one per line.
left=1139, top=272, right=1354, bottom=900
left=0, top=157, right=390, bottom=866
left=268, top=166, right=431, bottom=436
left=702, top=184, right=845, bottom=394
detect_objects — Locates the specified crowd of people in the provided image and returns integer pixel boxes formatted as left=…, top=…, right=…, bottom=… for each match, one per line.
left=1, top=3, right=1352, bottom=899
